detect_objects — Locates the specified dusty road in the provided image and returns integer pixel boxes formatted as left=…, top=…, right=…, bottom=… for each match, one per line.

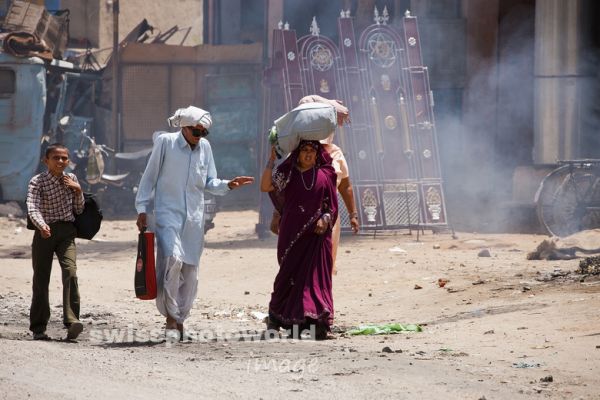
left=0, top=210, right=599, bottom=399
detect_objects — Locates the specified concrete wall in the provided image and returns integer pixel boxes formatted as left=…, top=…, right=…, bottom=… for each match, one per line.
left=533, top=0, right=582, bottom=163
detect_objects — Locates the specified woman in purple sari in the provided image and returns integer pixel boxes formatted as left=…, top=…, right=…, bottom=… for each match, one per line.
left=260, top=140, right=338, bottom=339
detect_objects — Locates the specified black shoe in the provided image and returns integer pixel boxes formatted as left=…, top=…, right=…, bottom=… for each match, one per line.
left=33, top=332, right=51, bottom=341
left=266, top=316, right=280, bottom=331
left=66, top=321, right=83, bottom=340
left=315, top=328, right=328, bottom=340
left=314, top=323, right=330, bottom=340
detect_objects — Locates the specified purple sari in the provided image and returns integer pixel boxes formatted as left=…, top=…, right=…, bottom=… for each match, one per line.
left=268, top=141, right=338, bottom=331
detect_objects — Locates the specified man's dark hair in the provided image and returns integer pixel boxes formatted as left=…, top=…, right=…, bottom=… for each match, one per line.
left=45, top=143, right=69, bottom=158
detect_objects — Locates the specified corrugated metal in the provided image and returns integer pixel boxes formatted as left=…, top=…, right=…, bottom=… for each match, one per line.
left=170, top=65, right=197, bottom=109
left=121, top=64, right=169, bottom=143
left=116, top=42, right=262, bottom=151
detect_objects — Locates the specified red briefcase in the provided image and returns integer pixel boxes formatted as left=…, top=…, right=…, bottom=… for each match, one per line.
left=134, top=230, right=157, bottom=300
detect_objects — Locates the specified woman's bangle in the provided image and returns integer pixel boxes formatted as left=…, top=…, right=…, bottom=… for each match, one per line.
left=350, top=211, right=358, bottom=219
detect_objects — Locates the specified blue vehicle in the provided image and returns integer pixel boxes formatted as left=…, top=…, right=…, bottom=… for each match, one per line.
left=0, top=52, right=46, bottom=202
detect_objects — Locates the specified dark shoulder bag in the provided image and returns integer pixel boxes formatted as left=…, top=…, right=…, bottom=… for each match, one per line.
left=26, top=193, right=102, bottom=239
left=74, top=193, right=103, bottom=240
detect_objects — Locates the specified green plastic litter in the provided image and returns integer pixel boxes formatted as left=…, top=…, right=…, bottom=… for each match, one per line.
left=347, top=323, right=422, bottom=335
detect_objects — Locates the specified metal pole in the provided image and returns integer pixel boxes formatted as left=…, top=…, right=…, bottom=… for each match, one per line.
left=111, top=0, right=120, bottom=150
left=404, top=184, right=412, bottom=235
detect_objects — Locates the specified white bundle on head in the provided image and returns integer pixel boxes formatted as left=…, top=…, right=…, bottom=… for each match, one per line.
left=167, top=106, right=212, bottom=129
left=298, top=95, right=350, bottom=126
left=273, top=102, right=337, bottom=155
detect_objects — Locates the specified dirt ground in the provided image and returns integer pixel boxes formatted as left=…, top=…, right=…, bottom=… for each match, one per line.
left=0, top=209, right=599, bottom=400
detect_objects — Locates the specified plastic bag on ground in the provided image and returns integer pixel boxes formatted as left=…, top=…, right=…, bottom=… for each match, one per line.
left=347, top=323, right=422, bottom=335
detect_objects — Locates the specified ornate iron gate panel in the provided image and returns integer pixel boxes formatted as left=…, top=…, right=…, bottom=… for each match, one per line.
left=258, top=9, right=447, bottom=235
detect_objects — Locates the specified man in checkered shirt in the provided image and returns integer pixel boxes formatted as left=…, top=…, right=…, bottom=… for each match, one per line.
left=26, top=143, right=85, bottom=341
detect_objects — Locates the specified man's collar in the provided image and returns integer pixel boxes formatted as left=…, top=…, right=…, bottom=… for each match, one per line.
left=178, top=130, right=200, bottom=150
left=177, top=131, right=191, bottom=149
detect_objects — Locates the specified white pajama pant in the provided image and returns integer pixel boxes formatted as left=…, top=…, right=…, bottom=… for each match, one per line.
left=155, top=254, right=199, bottom=324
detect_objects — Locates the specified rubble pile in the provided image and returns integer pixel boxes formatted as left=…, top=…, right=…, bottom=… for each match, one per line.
left=577, top=256, right=600, bottom=275
left=1, top=0, right=69, bottom=60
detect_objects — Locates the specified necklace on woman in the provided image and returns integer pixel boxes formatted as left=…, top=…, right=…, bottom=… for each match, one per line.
left=300, top=166, right=316, bottom=190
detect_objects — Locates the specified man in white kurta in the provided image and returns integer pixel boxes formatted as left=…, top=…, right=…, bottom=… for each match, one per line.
left=135, top=106, right=253, bottom=339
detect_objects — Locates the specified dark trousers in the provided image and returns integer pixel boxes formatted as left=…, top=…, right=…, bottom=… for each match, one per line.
left=29, top=221, right=80, bottom=334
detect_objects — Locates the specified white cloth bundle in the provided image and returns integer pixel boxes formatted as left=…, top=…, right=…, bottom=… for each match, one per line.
left=298, top=95, right=349, bottom=126
left=167, top=106, right=212, bottom=129
left=273, top=102, right=337, bottom=155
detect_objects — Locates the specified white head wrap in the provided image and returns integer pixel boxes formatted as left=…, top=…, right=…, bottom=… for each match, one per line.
left=167, top=106, right=212, bottom=129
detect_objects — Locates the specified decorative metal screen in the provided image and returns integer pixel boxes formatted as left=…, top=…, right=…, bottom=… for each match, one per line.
left=259, top=9, right=447, bottom=234
left=382, top=184, right=420, bottom=226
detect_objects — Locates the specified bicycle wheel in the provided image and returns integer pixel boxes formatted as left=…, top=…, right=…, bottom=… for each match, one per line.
left=535, top=164, right=600, bottom=237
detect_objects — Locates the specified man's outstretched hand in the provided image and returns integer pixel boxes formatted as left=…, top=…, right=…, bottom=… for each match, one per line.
left=228, top=176, right=255, bottom=190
